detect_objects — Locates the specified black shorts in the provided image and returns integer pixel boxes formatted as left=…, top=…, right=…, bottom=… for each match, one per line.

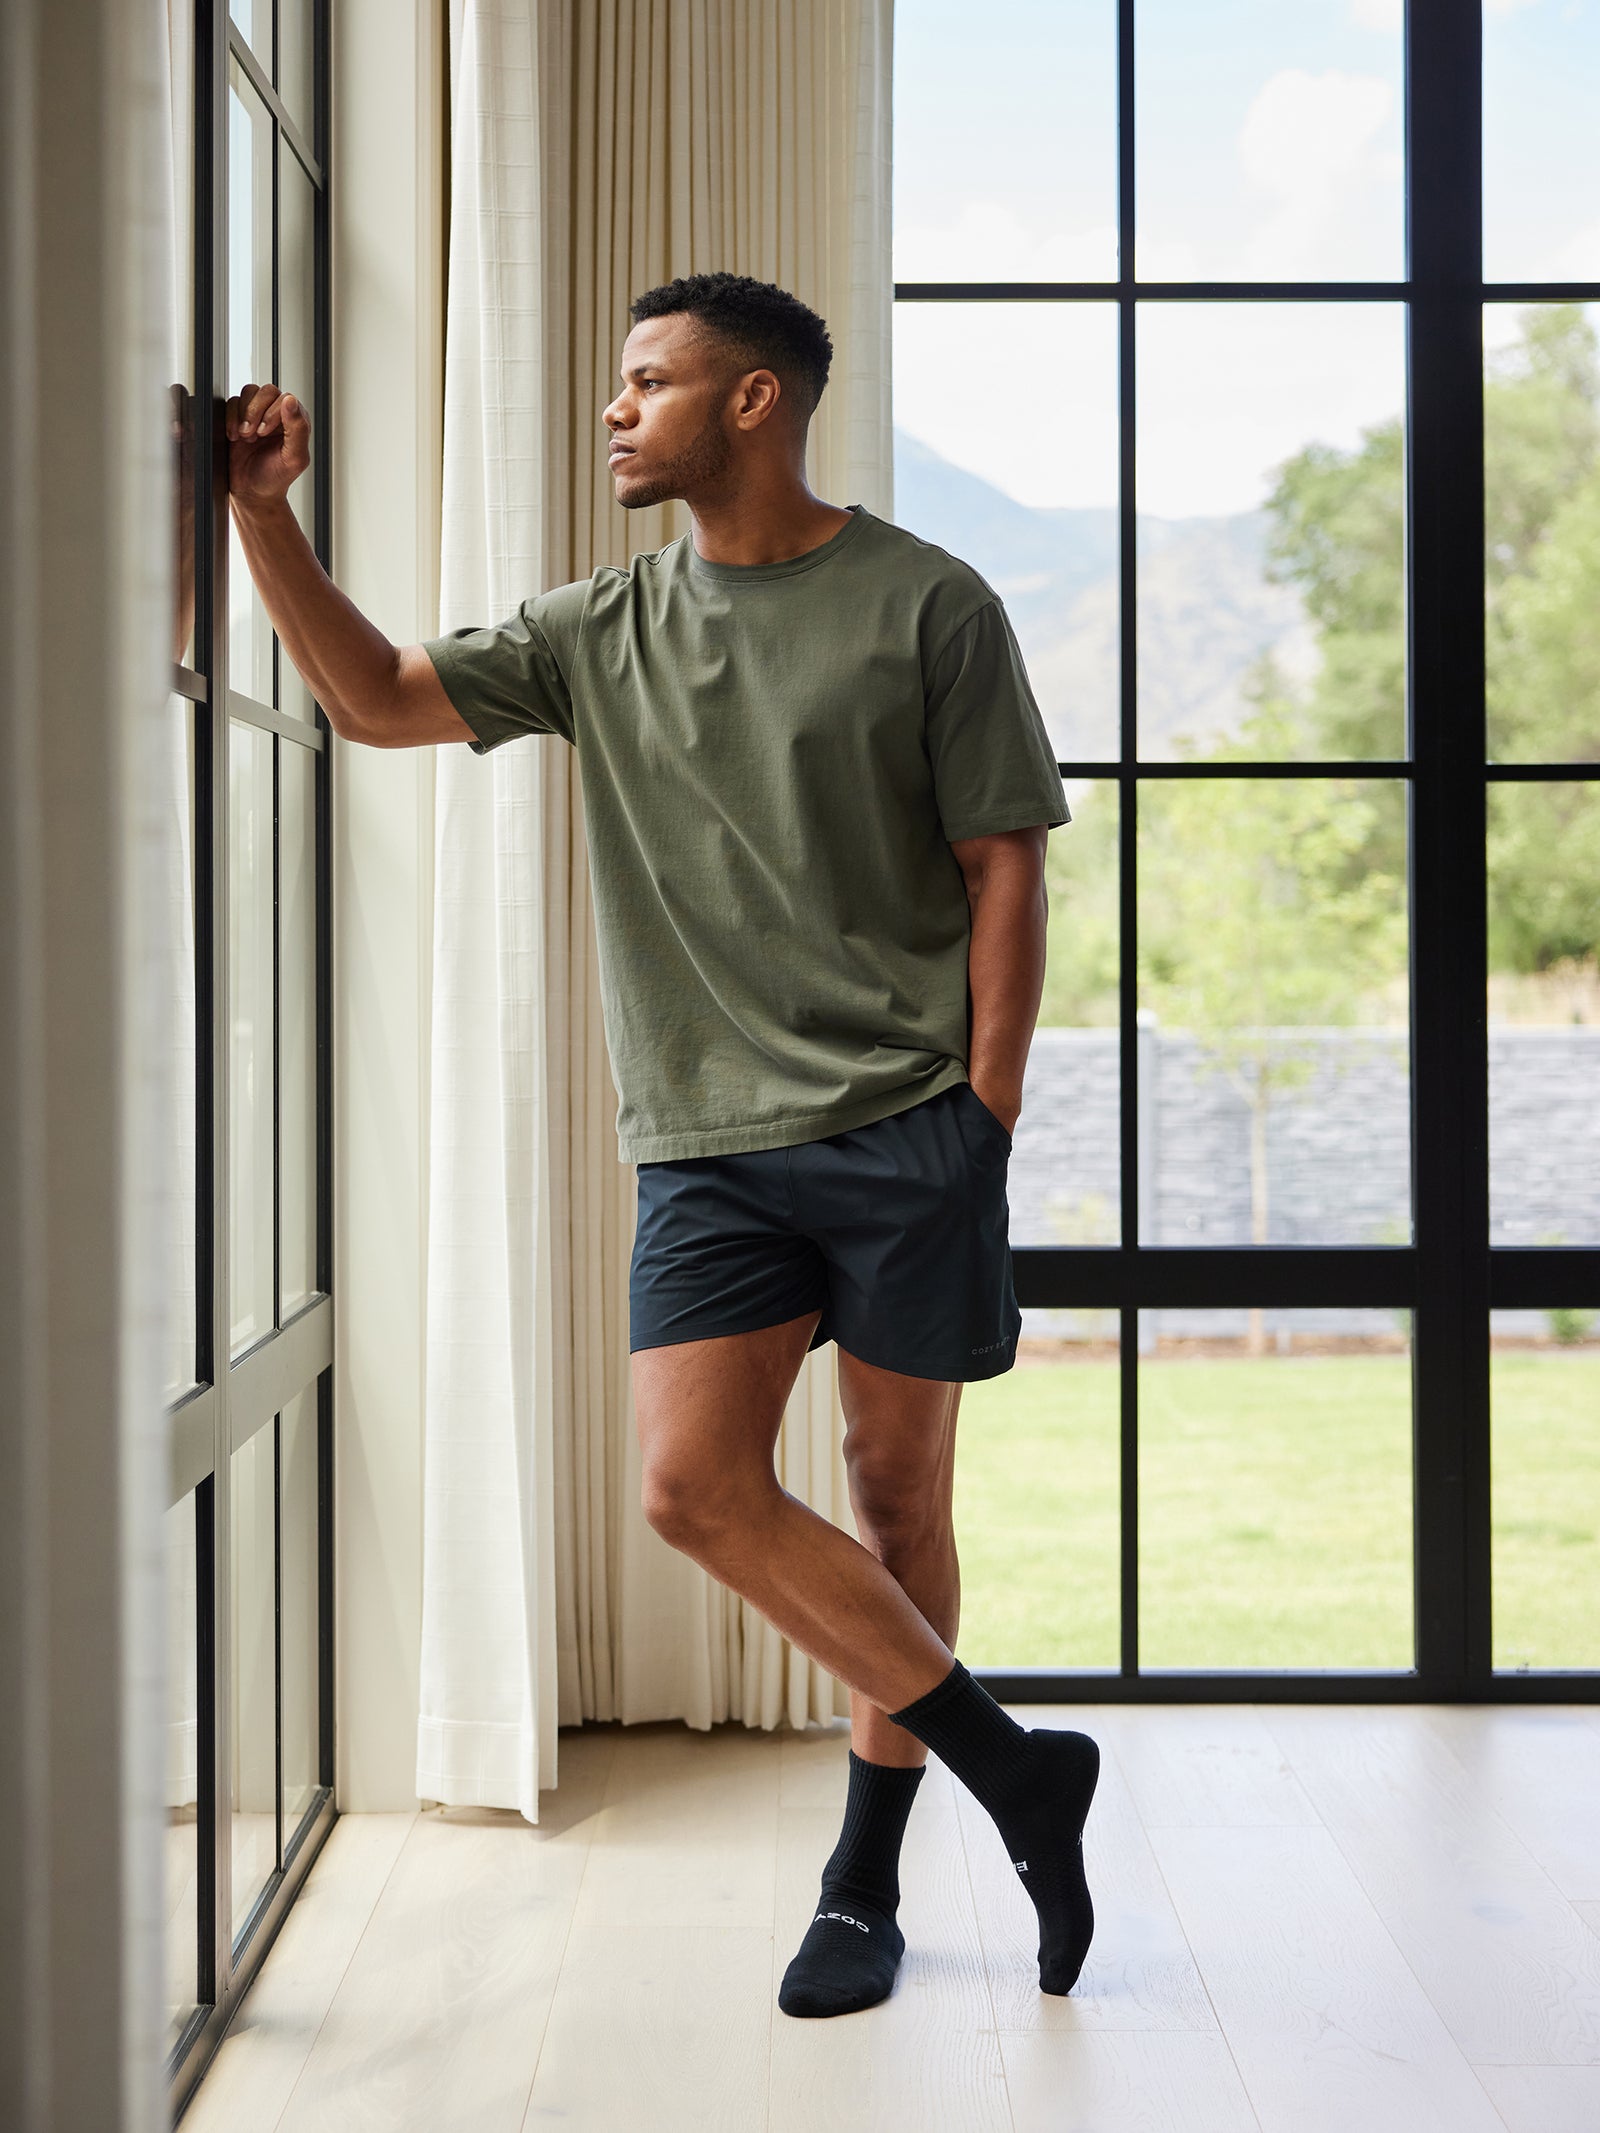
left=629, top=1079, right=1021, bottom=1382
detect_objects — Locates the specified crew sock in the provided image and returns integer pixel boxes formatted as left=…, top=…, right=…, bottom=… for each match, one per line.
left=777, top=1751, right=925, bottom=2019
left=889, top=1659, right=1098, bottom=1994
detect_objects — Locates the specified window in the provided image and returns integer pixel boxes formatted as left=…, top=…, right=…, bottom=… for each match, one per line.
left=163, top=0, right=334, bottom=2111
left=899, top=1, right=1600, bottom=1698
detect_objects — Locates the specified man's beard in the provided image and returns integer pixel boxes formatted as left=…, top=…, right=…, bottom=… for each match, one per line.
left=616, top=405, right=733, bottom=510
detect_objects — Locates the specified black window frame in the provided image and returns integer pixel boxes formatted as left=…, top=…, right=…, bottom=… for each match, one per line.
left=895, top=0, right=1600, bottom=1705
left=168, top=0, right=336, bottom=2115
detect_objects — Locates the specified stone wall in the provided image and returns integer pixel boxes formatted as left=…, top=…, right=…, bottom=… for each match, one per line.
left=1010, top=1021, right=1600, bottom=1345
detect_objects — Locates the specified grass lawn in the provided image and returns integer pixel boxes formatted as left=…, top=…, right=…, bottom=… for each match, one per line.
left=1493, top=1347, right=1600, bottom=1669
left=951, top=1344, right=1599, bottom=1673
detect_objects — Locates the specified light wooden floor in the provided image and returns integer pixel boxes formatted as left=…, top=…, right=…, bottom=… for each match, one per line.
left=179, top=1704, right=1600, bottom=2132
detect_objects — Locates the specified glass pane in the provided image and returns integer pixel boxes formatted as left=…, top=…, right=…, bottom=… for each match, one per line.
left=279, top=0, right=316, bottom=144
left=228, top=57, right=275, bottom=709
left=231, top=1423, right=277, bottom=1941
left=1485, top=303, right=1600, bottom=766
left=164, top=0, right=198, bottom=669
left=1014, top=778, right=1120, bottom=1246
left=280, top=741, right=316, bottom=1316
left=230, top=719, right=274, bottom=1356
left=954, top=1325, right=1120, bottom=1668
left=893, top=0, right=1116, bottom=283
left=1137, top=302, right=1406, bottom=762
left=229, top=0, right=261, bottom=54
left=164, top=1490, right=200, bottom=2040
left=893, top=301, right=1119, bottom=759
left=1488, top=782, right=1600, bottom=1249
left=278, top=145, right=319, bottom=721
left=1139, top=1307, right=1413, bottom=1668
left=163, top=695, right=200, bottom=1405
left=280, top=1384, right=321, bottom=1827
left=1485, top=2, right=1600, bottom=282
left=1492, top=1307, right=1600, bottom=1672
left=1136, top=777, right=1410, bottom=1246
left=1137, top=0, right=1403, bottom=282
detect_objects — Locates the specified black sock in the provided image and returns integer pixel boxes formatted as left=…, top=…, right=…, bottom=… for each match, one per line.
left=889, top=1659, right=1098, bottom=1994
left=777, top=1751, right=925, bottom=2019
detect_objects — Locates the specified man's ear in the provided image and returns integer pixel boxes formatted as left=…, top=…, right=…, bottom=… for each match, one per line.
left=734, top=368, right=784, bottom=431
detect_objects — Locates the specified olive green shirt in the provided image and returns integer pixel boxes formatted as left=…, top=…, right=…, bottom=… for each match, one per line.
left=422, top=503, right=1070, bottom=1163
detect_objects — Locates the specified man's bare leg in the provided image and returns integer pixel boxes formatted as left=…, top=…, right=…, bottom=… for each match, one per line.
left=632, top=1309, right=1099, bottom=2003
left=631, top=1310, right=955, bottom=1713
left=772, top=1349, right=964, bottom=2013
left=836, top=1351, right=963, bottom=1768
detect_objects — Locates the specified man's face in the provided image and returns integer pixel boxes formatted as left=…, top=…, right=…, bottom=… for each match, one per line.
left=602, top=315, right=744, bottom=509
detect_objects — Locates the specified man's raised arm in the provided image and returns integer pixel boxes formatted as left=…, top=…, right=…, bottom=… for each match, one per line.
left=225, top=379, right=472, bottom=749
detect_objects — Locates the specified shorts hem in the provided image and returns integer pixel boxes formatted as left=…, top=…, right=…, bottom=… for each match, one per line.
left=833, top=1332, right=1019, bottom=1384
left=629, top=1299, right=828, bottom=1354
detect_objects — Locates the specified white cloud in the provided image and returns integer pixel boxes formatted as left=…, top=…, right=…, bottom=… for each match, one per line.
left=892, top=299, right=1120, bottom=512
left=1137, top=304, right=1405, bottom=520
left=1235, top=68, right=1400, bottom=279
left=1486, top=0, right=1540, bottom=15
left=893, top=200, right=1116, bottom=286
left=892, top=297, right=1405, bottom=524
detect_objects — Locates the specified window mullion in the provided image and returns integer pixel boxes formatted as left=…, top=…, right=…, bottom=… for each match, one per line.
left=1405, top=0, right=1491, bottom=1695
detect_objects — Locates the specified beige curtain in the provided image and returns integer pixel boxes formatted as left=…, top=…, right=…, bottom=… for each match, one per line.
left=417, top=0, right=894, bottom=1819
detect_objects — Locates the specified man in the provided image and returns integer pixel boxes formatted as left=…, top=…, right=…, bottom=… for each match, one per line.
left=226, top=270, right=1098, bottom=2020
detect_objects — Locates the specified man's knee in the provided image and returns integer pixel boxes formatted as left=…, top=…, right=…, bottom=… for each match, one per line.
left=639, top=1447, right=753, bottom=1556
left=844, top=1437, right=951, bottom=1553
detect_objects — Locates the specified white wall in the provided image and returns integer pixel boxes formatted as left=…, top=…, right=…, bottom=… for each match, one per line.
left=0, top=0, right=171, bottom=2125
left=331, top=0, right=446, bottom=1809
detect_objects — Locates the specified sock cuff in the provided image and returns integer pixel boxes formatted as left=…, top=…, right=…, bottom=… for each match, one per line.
left=887, top=1658, right=970, bottom=1733
left=846, top=1750, right=926, bottom=1796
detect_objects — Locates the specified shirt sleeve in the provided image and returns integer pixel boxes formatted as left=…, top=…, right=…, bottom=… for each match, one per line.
left=924, top=598, right=1071, bottom=841
left=420, top=582, right=584, bottom=754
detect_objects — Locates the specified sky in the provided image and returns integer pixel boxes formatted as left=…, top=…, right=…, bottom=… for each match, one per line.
left=893, top=0, right=1600, bottom=519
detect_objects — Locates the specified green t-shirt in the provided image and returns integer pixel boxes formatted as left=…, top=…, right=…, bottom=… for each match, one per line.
left=422, top=502, right=1071, bottom=1163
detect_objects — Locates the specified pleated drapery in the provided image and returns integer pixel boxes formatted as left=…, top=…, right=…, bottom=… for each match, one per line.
left=416, top=0, right=895, bottom=1819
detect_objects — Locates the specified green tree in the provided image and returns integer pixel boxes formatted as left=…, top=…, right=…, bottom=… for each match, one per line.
left=1140, top=694, right=1408, bottom=1350
left=1038, top=780, right=1119, bottom=1030
left=1256, top=301, right=1599, bottom=972
left=1487, top=781, right=1600, bottom=979
left=1263, top=415, right=1405, bottom=765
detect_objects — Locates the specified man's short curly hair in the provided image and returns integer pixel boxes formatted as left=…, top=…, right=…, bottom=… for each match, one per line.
left=628, top=272, right=834, bottom=422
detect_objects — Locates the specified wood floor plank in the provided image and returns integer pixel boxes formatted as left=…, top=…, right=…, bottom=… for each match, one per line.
left=179, top=1812, right=416, bottom=2133
left=1421, top=1706, right=1600, bottom=1901
left=272, top=1727, right=616, bottom=2133
left=955, top=1707, right=1219, bottom=2033
left=519, top=1723, right=779, bottom=2130
left=1149, top=1822, right=1506, bottom=2133
left=775, top=1718, right=856, bottom=1814
left=523, top=1921, right=774, bottom=2130
left=768, top=1753, right=1010, bottom=2132
left=1000, top=2030, right=1262, bottom=2133
left=1474, top=2065, right=1600, bottom=2133
left=569, top=1721, right=784, bottom=1932
left=1108, top=1706, right=1322, bottom=1830
left=1265, top=1706, right=1600, bottom=2066
left=184, top=1706, right=1600, bottom=2132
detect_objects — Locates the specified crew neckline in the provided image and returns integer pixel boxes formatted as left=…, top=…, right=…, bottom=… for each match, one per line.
left=686, top=502, right=869, bottom=582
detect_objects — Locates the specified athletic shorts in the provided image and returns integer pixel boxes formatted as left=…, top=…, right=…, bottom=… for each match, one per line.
left=629, top=1078, right=1022, bottom=1382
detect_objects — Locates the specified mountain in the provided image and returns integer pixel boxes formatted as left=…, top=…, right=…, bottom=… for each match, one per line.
left=891, top=427, right=1318, bottom=761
